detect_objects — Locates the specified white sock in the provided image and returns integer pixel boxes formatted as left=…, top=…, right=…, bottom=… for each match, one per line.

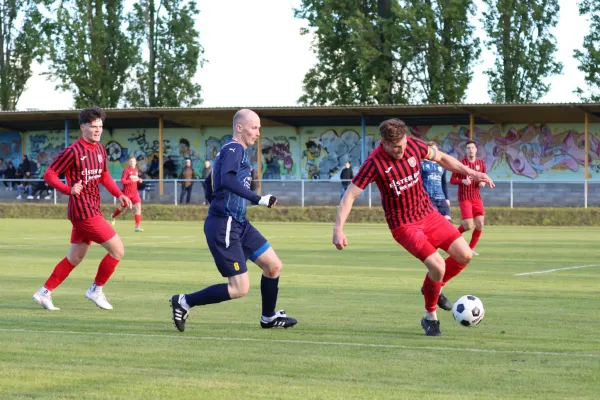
left=180, top=295, right=190, bottom=311
left=425, top=311, right=438, bottom=321
left=91, top=284, right=102, bottom=292
left=40, top=287, right=51, bottom=295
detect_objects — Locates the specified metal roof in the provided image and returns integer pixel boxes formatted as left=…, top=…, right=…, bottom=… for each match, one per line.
left=1, top=103, right=599, bottom=131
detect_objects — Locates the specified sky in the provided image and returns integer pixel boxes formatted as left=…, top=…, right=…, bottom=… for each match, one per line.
left=16, top=0, right=591, bottom=111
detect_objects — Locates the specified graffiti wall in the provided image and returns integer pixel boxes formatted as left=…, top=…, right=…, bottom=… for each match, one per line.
left=17, top=122, right=600, bottom=181
left=0, top=132, right=23, bottom=167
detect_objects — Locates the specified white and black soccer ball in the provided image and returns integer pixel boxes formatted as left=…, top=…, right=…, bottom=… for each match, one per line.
left=452, top=295, right=485, bottom=327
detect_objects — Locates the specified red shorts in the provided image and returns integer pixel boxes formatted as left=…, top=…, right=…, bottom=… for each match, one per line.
left=459, top=199, right=485, bottom=219
left=70, top=215, right=117, bottom=245
left=127, top=193, right=141, bottom=204
left=391, top=211, right=462, bottom=262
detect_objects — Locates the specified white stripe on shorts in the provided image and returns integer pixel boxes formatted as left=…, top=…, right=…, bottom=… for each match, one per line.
left=225, top=216, right=232, bottom=248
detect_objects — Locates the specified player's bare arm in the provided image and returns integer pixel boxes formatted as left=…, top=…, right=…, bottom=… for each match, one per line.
left=333, top=183, right=363, bottom=250
left=432, top=149, right=495, bottom=188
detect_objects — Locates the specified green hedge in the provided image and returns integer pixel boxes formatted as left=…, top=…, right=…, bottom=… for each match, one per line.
left=0, top=203, right=599, bottom=225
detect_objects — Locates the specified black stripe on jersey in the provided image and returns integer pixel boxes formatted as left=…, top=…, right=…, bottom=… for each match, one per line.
left=72, top=144, right=88, bottom=220
left=370, top=153, right=393, bottom=221
left=353, top=159, right=375, bottom=189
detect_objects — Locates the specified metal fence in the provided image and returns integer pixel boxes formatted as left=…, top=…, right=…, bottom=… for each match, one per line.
left=0, top=178, right=598, bottom=208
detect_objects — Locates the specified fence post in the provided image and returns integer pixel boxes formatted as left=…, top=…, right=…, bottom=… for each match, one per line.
left=368, top=183, right=372, bottom=208
left=301, top=180, right=305, bottom=207
left=510, top=180, right=513, bottom=208
left=174, top=180, right=178, bottom=205
left=584, top=180, right=588, bottom=208
left=53, top=189, right=57, bottom=205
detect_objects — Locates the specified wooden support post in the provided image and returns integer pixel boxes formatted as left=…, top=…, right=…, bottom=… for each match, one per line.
left=257, top=133, right=262, bottom=195
left=159, top=117, right=164, bottom=195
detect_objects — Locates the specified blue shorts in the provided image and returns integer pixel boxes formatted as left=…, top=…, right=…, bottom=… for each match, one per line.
left=204, top=215, right=270, bottom=277
left=433, top=198, right=451, bottom=218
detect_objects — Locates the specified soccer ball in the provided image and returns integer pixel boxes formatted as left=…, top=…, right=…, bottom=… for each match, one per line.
left=452, top=295, right=485, bottom=327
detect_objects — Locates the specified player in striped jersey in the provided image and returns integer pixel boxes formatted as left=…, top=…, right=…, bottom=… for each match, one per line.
left=332, top=119, right=495, bottom=336
left=110, top=155, right=144, bottom=232
left=450, top=140, right=487, bottom=252
left=33, top=106, right=132, bottom=311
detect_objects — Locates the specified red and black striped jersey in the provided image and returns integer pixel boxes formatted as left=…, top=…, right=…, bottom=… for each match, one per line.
left=352, top=137, right=435, bottom=229
left=450, top=157, right=487, bottom=201
left=121, top=167, right=140, bottom=198
left=46, top=138, right=116, bottom=221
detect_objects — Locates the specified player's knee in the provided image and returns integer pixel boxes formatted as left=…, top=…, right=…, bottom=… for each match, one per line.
left=475, top=221, right=484, bottom=230
left=265, top=260, right=283, bottom=278
left=464, top=222, right=474, bottom=230
left=110, top=246, right=125, bottom=260
left=457, top=251, right=473, bottom=265
left=229, top=282, right=249, bottom=299
left=68, top=254, right=85, bottom=266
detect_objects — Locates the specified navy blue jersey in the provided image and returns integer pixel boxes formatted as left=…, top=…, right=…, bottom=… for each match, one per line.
left=208, top=141, right=253, bottom=222
left=421, top=160, right=448, bottom=201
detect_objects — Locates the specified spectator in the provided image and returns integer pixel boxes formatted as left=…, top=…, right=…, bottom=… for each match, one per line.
left=179, top=159, right=196, bottom=205
left=147, top=155, right=159, bottom=179
left=32, top=180, right=52, bottom=200
left=250, top=169, right=259, bottom=192
left=4, top=161, right=16, bottom=190
left=0, top=157, right=7, bottom=178
left=340, top=161, right=354, bottom=199
left=164, top=156, right=177, bottom=179
left=202, top=160, right=212, bottom=205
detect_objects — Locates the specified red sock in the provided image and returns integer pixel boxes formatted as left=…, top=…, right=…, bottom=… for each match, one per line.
left=423, top=274, right=443, bottom=312
left=442, top=257, right=466, bottom=284
left=134, top=214, right=141, bottom=228
left=470, top=229, right=482, bottom=249
left=458, top=225, right=465, bottom=234
left=44, top=257, right=76, bottom=291
left=112, top=208, right=121, bottom=218
left=94, top=254, right=120, bottom=286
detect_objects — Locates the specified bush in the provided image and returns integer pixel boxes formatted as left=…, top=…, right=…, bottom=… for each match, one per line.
left=1, top=203, right=600, bottom=225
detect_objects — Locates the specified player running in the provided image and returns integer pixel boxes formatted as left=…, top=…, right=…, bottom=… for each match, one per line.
left=450, top=140, right=487, bottom=252
left=332, top=119, right=494, bottom=336
left=33, top=106, right=132, bottom=311
left=421, top=141, right=451, bottom=221
left=111, top=155, right=144, bottom=232
left=170, top=109, right=297, bottom=332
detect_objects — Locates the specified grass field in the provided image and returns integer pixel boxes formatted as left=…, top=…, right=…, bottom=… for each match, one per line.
left=1, top=219, right=599, bottom=399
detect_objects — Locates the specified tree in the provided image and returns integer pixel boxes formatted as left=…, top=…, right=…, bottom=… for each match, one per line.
left=126, top=0, right=204, bottom=107
left=0, top=0, right=47, bottom=110
left=404, top=0, right=480, bottom=104
left=482, top=0, right=563, bottom=103
left=574, top=0, right=600, bottom=102
left=43, top=0, right=138, bottom=108
left=294, top=0, right=412, bottom=105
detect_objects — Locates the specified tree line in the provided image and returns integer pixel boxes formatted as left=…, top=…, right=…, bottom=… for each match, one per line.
left=1, top=1, right=599, bottom=111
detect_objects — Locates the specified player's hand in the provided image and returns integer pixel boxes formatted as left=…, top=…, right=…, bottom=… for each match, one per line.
left=462, top=176, right=472, bottom=186
left=71, top=180, right=83, bottom=195
left=130, top=175, right=139, bottom=182
left=333, top=229, right=348, bottom=250
left=446, top=199, right=450, bottom=206
left=479, top=182, right=486, bottom=188
left=258, top=194, right=277, bottom=208
left=473, top=172, right=495, bottom=188
left=119, top=195, right=133, bottom=209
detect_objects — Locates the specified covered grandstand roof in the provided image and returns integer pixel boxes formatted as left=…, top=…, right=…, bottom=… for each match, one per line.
left=0, top=103, right=599, bottom=131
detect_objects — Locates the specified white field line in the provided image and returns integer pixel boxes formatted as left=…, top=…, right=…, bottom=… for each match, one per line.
left=0, top=328, right=597, bottom=359
left=514, top=264, right=600, bottom=276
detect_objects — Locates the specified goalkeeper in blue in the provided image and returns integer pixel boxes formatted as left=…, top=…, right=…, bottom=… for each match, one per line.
left=170, top=109, right=298, bottom=332
left=421, top=141, right=452, bottom=221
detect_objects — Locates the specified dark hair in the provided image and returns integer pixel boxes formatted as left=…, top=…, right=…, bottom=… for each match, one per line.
left=466, top=140, right=477, bottom=147
left=179, top=138, right=190, bottom=147
left=379, top=119, right=407, bottom=142
left=78, top=105, right=106, bottom=125
left=305, top=140, right=317, bottom=149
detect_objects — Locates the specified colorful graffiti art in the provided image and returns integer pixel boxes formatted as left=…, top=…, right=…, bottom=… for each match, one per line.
left=0, top=132, right=23, bottom=166
left=259, top=136, right=296, bottom=180
left=26, top=131, right=79, bottom=175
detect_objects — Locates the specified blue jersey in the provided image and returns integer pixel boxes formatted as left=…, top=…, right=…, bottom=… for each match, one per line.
left=208, top=141, right=253, bottom=222
left=421, top=160, right=448, bottom=201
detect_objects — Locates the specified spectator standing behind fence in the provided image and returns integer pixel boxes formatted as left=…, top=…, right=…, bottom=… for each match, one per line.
left=0, top=157, right=7, bottom=179
left=147, top=155, right=159, bottom=179
left=4, top=161, right=16, bottom=190
left=202, top=160, right=212, bottom=205
left=179, top=159, right=196, bottom=204
left=340, top=161, right=354, bottom=199
left=164, top=156, right=177, bottom=178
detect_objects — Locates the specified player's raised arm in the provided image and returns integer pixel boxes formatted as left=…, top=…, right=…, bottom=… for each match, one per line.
left=432, top=149, right=494, bottom=188
left=333, top=183, right=363, bottom=250
left=101, top=168, right=131, bottom=208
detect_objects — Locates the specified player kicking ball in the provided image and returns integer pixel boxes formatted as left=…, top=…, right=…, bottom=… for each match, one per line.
left=170, top=109, right=297, bottom=332
left=33, top=106, right=132, bottom=311
left=332, top=119, right=494, bottom=336
left=450, top=140, right=487, bottom=254
left=111, top=155, right=144, bottom=232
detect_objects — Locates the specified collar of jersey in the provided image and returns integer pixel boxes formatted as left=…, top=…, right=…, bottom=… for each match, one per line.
left=78, top=137, right=98, bottom=150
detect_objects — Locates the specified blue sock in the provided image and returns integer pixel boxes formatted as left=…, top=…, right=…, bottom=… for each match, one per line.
left=185, top=283, right=231, bottom=308
left=261, top=275, right=279, bottom=318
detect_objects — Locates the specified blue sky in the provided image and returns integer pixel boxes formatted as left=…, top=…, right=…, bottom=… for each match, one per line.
left=17, top=0, right=590, bottom=110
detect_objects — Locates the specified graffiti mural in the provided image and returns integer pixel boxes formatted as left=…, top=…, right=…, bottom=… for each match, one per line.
left=259, top=136, right=297, bottom=179
left=300, top=127, right=376, bottom=180
left=25, top=130, right=79, bottom=175
left=0, top=132, right=23, bottom=167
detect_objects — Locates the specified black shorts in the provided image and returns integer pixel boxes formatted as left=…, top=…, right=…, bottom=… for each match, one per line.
left=204, top=215, right=270, bottom=277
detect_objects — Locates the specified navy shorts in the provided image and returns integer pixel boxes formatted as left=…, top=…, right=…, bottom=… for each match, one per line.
left=204, top=215, right=270, bottom=277
left=433, top=198, right=451, bottom=218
